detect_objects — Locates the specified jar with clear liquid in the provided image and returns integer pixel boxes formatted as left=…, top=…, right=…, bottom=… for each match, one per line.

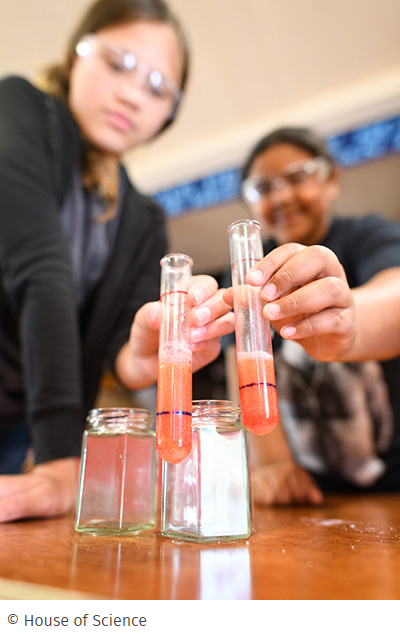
left=75, top=408, right=157, bottom=535
left=161, top=400, right=253, bottom=542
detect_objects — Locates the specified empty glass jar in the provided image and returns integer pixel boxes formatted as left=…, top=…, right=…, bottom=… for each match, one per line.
left=161, top=400, right=253, bottom=542
left=75, top=407, right=157, bottom=535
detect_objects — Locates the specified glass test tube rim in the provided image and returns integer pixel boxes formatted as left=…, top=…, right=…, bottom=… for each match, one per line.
left=228, top=219, right=264, bottom=281
left=159, top=253, right=193, bottom=299
left=160, top=252, right=194, bottom=268
left=227, top=219, right=262, bottom=235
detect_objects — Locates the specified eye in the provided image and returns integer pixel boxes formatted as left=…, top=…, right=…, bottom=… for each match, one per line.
left=255, top=179, right=272, bottom=196
left=148, top=70, right=168, bottom=98
left=123, top=52, right=136, bottom=71
left=242, top=177, right=272, bottom=203
left=285, top=167, right=310, bottom=185
left=102, top=49, right=127, bottom=73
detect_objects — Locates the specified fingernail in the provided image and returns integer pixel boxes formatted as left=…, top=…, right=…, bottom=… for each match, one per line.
left=281, top=325, right=296, bottom=338
left=191, top=326, right=206, bottom=342
left=192, top=287, right=205, bottom=304
left=193, top=306, right=210, bottom=325
left=247, top=269, right=263, bottom=284
left=265, top=303, right=280, bottom=318
left=262, top=283, right=277, bottom=301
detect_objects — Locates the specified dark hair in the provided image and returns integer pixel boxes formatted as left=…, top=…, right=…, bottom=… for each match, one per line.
left=241, top=126, right=335, bottom=181
left=41, top=0, right=189, bottom=124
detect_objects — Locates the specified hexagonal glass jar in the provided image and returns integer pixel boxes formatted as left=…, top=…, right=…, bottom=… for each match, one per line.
left=161, top=400, right=253, bottom=542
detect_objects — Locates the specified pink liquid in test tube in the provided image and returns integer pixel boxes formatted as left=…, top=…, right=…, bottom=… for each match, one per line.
left=156, top=254, right=193, bottom=463
left=228, top=220, right=279, bottom=435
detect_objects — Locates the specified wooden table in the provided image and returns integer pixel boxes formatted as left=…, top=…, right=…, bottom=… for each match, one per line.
left=1, top=494, right=400, bottom=600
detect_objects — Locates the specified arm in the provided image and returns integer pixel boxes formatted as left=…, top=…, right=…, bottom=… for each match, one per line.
left=0, top=79, right=84, bottom=523
left=0, top=78, right=85, bottom=463
left=349, top=267, right=400, bottom=361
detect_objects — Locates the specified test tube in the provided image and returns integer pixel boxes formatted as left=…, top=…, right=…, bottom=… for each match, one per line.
left=156, top=253, right=193, bottom=463
left=228, top=220, right=279, bottom=435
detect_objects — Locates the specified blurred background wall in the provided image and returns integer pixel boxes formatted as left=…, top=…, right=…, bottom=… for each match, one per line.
left=2, top=0, right=400, bottom=400
left=2, top=0, right=400, bottom=275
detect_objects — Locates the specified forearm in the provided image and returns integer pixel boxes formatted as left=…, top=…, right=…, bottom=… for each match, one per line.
left=340, top=268, right=400, bottom=362
left=249, top=421, right=294, bottom=469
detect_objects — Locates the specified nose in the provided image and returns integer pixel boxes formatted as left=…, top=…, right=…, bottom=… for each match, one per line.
left=117, top=76, right=148, bottom=105
left=268, top=177, right=294, bottom=208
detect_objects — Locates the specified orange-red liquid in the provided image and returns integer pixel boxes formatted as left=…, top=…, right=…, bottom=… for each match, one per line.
left=237, top=352, right=279, bottom=435
left=156, top=359, right=192, bottom=463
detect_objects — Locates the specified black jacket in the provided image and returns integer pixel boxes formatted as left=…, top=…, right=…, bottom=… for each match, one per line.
left=0, top=76, right=167, bottom=463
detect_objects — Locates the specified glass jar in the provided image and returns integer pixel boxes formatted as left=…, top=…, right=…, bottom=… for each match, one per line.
left=161, top=400, right=253, bottom=542
left=75, top=407, right=157, bottom=535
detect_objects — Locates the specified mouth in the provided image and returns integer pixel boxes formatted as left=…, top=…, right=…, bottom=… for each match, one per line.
left=273, top=208, right=302, bottom=229
left=106, top=111, right=133, bottom=132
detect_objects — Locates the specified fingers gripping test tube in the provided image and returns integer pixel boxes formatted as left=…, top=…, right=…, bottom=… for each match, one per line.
left=156, top=254, right=193, bottom=463
left=228, top=220, right=279, bottom=435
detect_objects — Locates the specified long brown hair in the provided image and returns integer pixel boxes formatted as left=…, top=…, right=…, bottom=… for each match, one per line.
left=39, top=0, right=189, bottom=220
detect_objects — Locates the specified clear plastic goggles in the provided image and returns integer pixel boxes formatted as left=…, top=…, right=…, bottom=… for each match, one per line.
left=241, top=157, right=331, bottom=204
left=75, top=34, right=182, bottom=110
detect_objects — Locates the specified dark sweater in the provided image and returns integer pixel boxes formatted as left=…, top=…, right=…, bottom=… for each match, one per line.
left=0, top=76, right=167, bottom=463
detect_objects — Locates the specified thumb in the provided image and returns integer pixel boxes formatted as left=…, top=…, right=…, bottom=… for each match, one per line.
left=145, top=301, right=161, bottom=329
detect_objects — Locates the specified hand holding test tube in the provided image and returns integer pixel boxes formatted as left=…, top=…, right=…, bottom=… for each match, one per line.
left=228, top=220, right=279, bottom=435
left=156, top=253, right=193, bottom=463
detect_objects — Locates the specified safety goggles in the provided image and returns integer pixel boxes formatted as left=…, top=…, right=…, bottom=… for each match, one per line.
left=75, top=34, right=182, bottom=111
left=241, top=157, right=331, bottom=204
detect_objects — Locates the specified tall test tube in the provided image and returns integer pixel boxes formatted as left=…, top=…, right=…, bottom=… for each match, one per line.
left=228, top=220, right=279, bottom=435
left=156, top=253, right=193, bottom=463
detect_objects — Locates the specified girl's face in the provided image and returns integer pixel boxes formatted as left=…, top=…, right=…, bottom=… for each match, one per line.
left=245, top=143, right=339, bottom=246
left=68, top=20, right=184, bottom=157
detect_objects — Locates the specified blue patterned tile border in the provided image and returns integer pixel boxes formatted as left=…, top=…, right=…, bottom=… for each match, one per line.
left=154, top=168, right=240, bottom=218
left=153, top=114, right=400, bottom=218
left=328, top=115, right=400, bottom=167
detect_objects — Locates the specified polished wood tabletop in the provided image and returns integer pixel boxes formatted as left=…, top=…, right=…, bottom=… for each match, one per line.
left=1, top=494, right=400, bottom=600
